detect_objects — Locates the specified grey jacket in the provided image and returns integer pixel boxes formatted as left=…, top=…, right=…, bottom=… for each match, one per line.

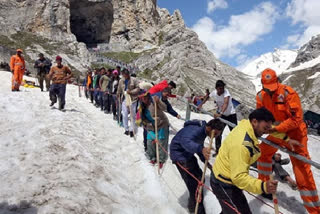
left=34, top=58, right=52, bottom=74
left=146, top=99, right=169, bottom=131
left=117, top=77, right=140, bottom=102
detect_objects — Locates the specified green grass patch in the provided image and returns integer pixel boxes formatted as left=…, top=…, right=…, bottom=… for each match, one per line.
left=91, top=62, right=115, bottom=70
left=137, top=68, right=155, bottom=80
left=158, top=31, right=165, bottom=46
left=101, top=49, right=158, bottom=64
left=102, top=52, right=142, bottom=64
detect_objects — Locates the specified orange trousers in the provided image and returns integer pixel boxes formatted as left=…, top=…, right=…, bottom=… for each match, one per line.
left=258, top=136, right=320, bottom=213
left=11, top=70, right=24, bottom=91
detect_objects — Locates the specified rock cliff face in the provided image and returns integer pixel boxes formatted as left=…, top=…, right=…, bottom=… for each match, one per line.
left=134, top=9, right=255, bottom=107
left=280, top=65, right=320, bottom=113
left=290, top=35, right=320, bottom=68
left=0, top=0, right=256, bottom=107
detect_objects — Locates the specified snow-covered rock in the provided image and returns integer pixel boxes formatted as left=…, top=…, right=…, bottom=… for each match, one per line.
left=241, top=49, right=297, bottom=91
left=242, top=49, right=297, bottom=78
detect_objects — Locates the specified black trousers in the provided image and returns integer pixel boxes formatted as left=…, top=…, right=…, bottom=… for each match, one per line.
left=175, top=156, right=206, bottom=214
left=143, top=128, right=148, bottom=152
left=216, top=114, right=237, bottom=153
left=111, top=95, right=117, bottom=116
left=210, top=173, right=252, bottom=214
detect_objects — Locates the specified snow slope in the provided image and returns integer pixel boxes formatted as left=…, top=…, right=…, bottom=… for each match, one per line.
left=0, top=71, right=319, bottom=214
left=242, top=49, right=297, bottom=78
left=241, top=49, right=297, bottom=91
left=285, top=55, right=320, bottom=73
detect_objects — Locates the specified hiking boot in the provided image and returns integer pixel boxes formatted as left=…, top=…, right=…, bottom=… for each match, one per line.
left=260, top=193, right=273, bottom=200
left=124, top=131, right=129, bottom=136
left=130, top=131, right=134, bottom=138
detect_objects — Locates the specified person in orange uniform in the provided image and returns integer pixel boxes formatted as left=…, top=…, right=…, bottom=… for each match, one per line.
left=10, top=49, right=26, bottom=91
left=256, top=68, right=320, bottom=213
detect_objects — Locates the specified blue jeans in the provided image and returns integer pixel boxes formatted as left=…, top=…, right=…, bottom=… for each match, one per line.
left=93, top=89, right=100, bottom=105
left=50, top=84, right=66, bottom=107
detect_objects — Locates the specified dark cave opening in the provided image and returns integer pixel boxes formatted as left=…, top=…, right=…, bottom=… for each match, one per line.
left=70, top=0, right=114, bottom=47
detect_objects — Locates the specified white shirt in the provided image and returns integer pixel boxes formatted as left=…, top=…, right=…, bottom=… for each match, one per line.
left=209, top=88, right=235, bottom=116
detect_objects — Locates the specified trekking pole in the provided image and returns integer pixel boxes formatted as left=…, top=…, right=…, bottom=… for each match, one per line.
left=195, top=131, right=215, bottom=214
left=269, top=175, right=280, bottom=214
left=155, top=101, right=160, bottom=175
left=77, top=77, right=81, bottom=98
left=127, top=92, right=137, bottom=141
left=118, top=95, right=122, bottom=126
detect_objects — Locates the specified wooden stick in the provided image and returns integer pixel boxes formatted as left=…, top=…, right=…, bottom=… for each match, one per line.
left=155, top=101, right=160, bottom=175
left=270, top=174, right=279, bottom=214
left=195, top=131, right=215, bottom=214
left=127, top=93, right=136, bottom=141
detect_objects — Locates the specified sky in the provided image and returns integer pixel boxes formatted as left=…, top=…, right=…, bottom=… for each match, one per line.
left=157, top=0, right=320, bottom=70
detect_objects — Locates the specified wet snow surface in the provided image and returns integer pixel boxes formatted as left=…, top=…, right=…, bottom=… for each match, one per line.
left=0, top=71, right=319, bottom=214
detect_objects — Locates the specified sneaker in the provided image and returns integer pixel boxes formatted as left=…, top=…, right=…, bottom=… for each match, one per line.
left=130, top=131, right=134, bottom=138
left=50, top=102, right=55, bottom=107
left=113, top=115, right=117, bottom=121
left=159, top=162, right=164, bottom=169
left=124, top=131, right=129, bottom=136
left=150, top=160, right=156, bottom=165
left=260, top=193, right=273, bottom=200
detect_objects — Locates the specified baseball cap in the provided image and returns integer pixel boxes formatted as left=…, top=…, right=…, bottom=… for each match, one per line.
left=16, top=49, right=23, bottom=53
left=112, top=70, right=119, bottom=75
left=56, top=55, right=62, bottom=61
left=261, top=68, right=278, bottom=91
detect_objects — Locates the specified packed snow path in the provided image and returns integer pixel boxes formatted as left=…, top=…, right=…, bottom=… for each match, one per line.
left=0, top=71, right=319, bottom=214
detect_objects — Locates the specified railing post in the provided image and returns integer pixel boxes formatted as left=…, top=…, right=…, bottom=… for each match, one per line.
left=186, top=102, right=191, bottom=121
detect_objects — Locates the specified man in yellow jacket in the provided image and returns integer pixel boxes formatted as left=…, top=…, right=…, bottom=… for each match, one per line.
left=211, top=108, right=278, bottom=214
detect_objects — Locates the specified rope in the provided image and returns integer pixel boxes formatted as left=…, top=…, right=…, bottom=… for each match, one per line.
left=177, top=97, right=320, bottom=170
left=154, top=139, right=241, bottom=214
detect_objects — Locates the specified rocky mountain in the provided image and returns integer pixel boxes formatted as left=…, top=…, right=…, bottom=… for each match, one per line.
left=242, top=49, right=297, bottom=78
left=0, top=0, right=256, bottom=107
left=241, top=49, right=297, bottom=91
left=290, top=35, right=320, bottom=68
left=280, top=65, right=320, bottom=113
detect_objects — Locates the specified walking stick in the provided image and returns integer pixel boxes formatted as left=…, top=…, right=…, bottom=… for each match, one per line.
left=127, top=92, right=136, bottom=141
left=155, top=101, right=160, bottom=175
left=77, top=77, right=81, bottom=98
left=270, top=175, right=280, bottom=214
left=118, top=95, right=122, bottom=126
left=195, top=131, right=215, bottom=214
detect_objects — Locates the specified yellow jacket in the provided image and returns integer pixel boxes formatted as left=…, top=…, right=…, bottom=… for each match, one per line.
left=213, top=119, right=267, bottom=194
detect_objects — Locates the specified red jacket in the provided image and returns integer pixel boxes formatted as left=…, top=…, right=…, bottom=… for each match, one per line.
left=149, top=80, right=177, bottom=98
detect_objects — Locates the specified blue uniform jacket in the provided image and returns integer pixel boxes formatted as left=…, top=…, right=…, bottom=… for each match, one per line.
left=170, top=120, right=207, bottom=162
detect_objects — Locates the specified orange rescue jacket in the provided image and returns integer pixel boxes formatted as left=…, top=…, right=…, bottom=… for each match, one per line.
left=256, top=84, right=307, bottom=140
left=10, top=55, right=25, bottom=73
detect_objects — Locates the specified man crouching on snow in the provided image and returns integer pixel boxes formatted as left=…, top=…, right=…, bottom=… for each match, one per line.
left=170, top=119, right=224, bottom=214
